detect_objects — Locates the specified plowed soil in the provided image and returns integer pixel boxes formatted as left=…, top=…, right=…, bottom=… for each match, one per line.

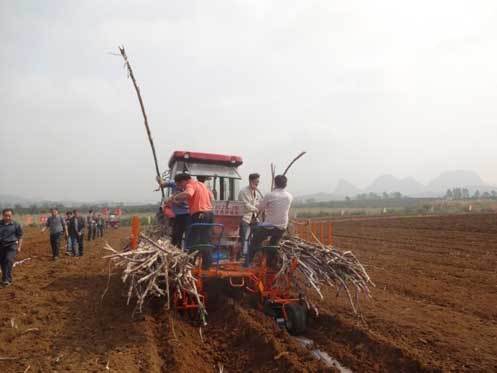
left=1, top=213, right=496, bottom=372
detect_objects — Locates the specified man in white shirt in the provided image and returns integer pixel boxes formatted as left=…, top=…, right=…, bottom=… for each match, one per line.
left=246, top=175, right=293, bottom=267
left=238, top=173, right=261, bottom=257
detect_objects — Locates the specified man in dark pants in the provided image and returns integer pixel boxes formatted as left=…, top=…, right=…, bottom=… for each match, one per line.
left=0, top=208, right=23, bottom=287
left=96, top=214, right=105, bottom=238
left=160, top=173, right=214, bottom=267
left=68, top=210, right=85, bottom=256
left=238, top=173, right=261, bottom=257
left=162, top=173, right=191, bottom=249
left=64, top=211, right=74, bottom=256
left=246, top=175, right=293, bottom=267
left=42, top=208, right=68, bottom=260
left=86, top=210, right=97, bottom=241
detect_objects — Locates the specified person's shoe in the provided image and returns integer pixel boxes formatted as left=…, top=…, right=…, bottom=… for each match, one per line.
left=2, top=281, right=12, bottom=287
left=53, top=256, right=59, bottom=261
left=65, top=252, right=73, bottom=256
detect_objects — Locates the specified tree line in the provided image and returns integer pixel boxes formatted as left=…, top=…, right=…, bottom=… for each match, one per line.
left=1, top=202, right=160, bottom=215
left=444, top=188, right=497, bottom=200
left=349, top=192, right=404, bottom=201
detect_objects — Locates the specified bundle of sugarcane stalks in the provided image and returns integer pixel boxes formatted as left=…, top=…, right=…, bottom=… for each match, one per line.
left=275, top=236, right=375, bottom=315
left=103, top=234, right=207, bottom=324
left=104, top=231, right=372, bottom=323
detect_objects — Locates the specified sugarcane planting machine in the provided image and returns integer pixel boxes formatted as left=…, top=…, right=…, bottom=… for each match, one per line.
left=162, top=151, right=308, bottom=334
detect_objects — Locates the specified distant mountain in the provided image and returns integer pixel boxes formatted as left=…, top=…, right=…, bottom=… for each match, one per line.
left=333, top=179, right=361, bottom=197
left=426, top=170, right=484, bottom=194
left=366, top=175, right=424, bottom=195
left=295, top=170, right=496, bottom=201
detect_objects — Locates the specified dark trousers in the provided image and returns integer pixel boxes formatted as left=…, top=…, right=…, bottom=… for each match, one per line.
left=247, top=227, right=285, bottom=266
left=189, top=211, right=214, bottom=268
left=96, top=225, right=104, bottom=238
left=68, top=233, right=83, bottom=256
left=87, top=224, right=96, bottom=241
left=50, top=232, right=62, bottom=258
left=0, top=244, right=17, bottom=283
left=239, top=221, right=252, bottom=256
left=190, top=211, right=214, bottom=245
left=172, top=214, right=191, bottom=248
left=71, top=233, right=84, bottom=256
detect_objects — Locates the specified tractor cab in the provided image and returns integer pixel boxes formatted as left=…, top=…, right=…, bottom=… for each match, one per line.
left=164, top=150, right=245, bottom=249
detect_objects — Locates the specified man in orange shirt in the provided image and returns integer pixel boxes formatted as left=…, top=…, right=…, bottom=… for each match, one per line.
left=161, top=173, right=214, bottom=249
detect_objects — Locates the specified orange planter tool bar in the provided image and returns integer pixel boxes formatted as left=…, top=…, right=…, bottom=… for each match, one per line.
left=130, top=216, right=141, bottom=250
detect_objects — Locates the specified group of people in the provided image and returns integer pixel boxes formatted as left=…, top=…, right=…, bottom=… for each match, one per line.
left=42, top=209, right=106, bottom=260
left=159, top=172, right=293, bottom=267
left=0, top=207, right=108, bottom=287
left=238, top=173, right=293, bottom=266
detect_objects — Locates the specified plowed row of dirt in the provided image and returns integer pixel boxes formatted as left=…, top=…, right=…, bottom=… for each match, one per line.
left=325, top=213, right=497, bottom=372
left=1, top=213, right=496, bottom=372
left=0, top=228, right=325, bottom=372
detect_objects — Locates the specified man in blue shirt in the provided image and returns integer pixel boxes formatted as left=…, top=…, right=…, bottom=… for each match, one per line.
left=0, top=208, right=23, bottom=286
left=42, top=208, right=68, bottom=260
left=163, top=174, right=191, bottom=248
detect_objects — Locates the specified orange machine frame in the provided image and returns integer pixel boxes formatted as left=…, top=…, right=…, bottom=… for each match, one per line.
left=171, top=251, right=301, bottom=316
left=130, top=216, right=307, bottom=323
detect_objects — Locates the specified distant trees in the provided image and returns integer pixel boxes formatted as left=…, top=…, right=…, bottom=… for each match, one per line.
left=444, top=188, right=497, bottom=200
left=354, top=192, right=403, bottom=200
left=445, top=189, right=453, bottom=199
left=0, top=203, right=159, bottom=215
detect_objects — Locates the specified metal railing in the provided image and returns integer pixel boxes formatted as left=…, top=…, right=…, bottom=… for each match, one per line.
left=291, top=219, right=333, bottom=245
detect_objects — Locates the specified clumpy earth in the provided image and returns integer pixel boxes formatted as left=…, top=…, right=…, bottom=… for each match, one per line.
left=1, top=214, right=496, bottom=372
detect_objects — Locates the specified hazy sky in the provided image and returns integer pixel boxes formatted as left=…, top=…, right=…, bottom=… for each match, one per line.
left=1, top=0, right=496, bottom=202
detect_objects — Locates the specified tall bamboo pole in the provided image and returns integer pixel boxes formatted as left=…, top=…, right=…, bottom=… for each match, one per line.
left=283, top=151, right=306, bottom=176
left=118, top=46, right=165, bottom=199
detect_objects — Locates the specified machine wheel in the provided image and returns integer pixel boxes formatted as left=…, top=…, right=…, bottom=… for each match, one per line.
left=262, top=300, right=277, bottom=317
left=285, top=303, right=307, bottom=335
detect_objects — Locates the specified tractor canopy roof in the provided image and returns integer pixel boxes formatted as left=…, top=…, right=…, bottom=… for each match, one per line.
left=168, top=151, right=243, bottom=168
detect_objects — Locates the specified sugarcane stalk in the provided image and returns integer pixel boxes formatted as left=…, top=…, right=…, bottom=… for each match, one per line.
left=118, top=46, right=165, bottom=199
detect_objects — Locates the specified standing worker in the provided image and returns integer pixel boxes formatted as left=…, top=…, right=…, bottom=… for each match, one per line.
left=238, top=173, right=261, bottom=257
left=86, top=210, right=97, bottom=241
left=42, top=208, right=68, bottom=261
left=162, top=174, right=191, bottom=249
left=0, top=209, right=23, bottom=287
left=159, top=173, right=214, bottom=265
left=96, top=213, right=105, bottom=238
left=68, top=209, right=85, bottom=256
left=246, top=175, right=293, bottom=267
left=64, top=211, right=74, bottom=256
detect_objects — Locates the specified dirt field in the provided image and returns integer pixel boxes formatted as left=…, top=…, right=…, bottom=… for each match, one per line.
left=1, top=214, right=496, bottom=372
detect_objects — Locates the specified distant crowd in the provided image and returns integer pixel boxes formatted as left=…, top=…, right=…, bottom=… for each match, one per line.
left=0, top=208, right=107, bottom=288
left=41, top=209, right=106, bottom=259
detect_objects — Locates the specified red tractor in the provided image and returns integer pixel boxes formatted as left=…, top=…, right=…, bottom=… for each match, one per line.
left=161, top=150, right=307, bottom=334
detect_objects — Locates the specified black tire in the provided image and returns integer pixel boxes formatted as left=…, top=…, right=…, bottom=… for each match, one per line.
left=262, top=300, right=277, bottom=317
left=285, top=303, right=307, bottom=335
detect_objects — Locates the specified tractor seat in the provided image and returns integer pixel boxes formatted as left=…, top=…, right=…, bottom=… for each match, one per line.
left=185, top=223, right=224, bottom=269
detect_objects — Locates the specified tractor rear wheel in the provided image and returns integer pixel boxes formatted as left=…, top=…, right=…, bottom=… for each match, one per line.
left=285, top=303, right=307, bottom=335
